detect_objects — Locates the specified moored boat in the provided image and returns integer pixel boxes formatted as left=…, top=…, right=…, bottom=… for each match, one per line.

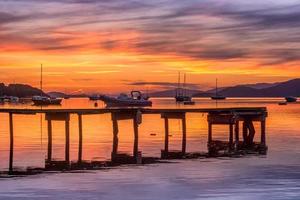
left=175, top=72, right=192, bottom=102
left=99, top=91, right=152, bottom=107
left=32, top=96, right=62, bottom=106
left=32, top=64, right=62, bottom=106
left=211, top=78, right=226, bottom=100
left=285, top=96, right=297, bottom=103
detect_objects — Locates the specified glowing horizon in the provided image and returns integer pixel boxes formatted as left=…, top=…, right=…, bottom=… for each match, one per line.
left=1, top=0, right=299, bottom=93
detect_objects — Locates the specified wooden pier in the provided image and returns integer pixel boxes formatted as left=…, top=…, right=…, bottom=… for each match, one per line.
left=0, top=107, right=268, bottom=175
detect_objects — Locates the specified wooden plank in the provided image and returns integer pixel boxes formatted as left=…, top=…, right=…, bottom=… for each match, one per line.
left=207, top=114, right=236, bottom=124
left=161, top=112, right=185, bottom=119
left=45, top=113, right=70, bottom=121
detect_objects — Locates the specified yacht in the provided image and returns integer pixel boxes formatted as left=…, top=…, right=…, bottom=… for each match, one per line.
left=99, top=91, right=152, bottom=107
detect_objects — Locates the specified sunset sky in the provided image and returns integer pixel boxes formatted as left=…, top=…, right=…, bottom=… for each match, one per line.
left=1, top=0, right=300, bottom=93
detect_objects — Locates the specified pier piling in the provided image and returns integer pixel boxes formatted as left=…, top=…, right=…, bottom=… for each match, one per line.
left=78, top=114, right=83, bottom=163
left=47, top=119, right=52, bottom=162
left=9, top=113, right=14, bottom=174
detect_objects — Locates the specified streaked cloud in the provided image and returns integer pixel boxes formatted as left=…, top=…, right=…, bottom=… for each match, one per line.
left=0, top=0, right=299, bottom=92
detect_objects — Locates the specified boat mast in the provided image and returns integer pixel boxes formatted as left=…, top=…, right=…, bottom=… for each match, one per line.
left=184, top=73, right=186, bottom=96
left=215, top=78, right=218, bottom=97
left=177, top=71, right=181, bottom=96
left=40, top=64, right=43, bottom=96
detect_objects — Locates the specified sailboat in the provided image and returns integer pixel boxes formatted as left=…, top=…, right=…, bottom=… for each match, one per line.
left=175, top=72, right=192, bottom=102
left=32, top=64, right=62, bottom=106
left=211, top=79, right=226, bottom=100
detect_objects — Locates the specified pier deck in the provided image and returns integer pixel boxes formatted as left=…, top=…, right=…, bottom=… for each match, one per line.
left=0, top=107, right=268, bottom=175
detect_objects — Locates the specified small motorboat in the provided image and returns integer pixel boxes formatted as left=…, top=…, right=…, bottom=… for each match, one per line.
left=32, top=96, right=62, bottom=106
left=285, top=96, right=297, bottom=103
left=99, top=91, right=152, bottom=107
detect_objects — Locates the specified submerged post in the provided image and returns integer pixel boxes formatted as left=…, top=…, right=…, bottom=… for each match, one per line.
left=164, top=118, right=169, bottom=154
left=9, top=113, right=14, bottom=174
left=78, top=114, right=83, bottom=163
left=112, top=117, right=119, bottom=159
left=47, top=119, right=52, bottom=162
left=208, top=122, right=212, bottom=144
left=133, top=117, right=139, bottom=159
left=182, top=115, right=187, bottom=154
left=65, top=116, right=70, bottom=163
left=229, top=123, right=234, bottom=147
left=235, top=120, right=239, bottom=150
left=261, top=119, right=266, bottom=146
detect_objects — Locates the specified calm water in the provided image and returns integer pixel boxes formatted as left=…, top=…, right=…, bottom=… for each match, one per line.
left=0, top=98, right=300, bottom=200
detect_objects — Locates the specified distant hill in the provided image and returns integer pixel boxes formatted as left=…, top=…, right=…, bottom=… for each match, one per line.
left=48, top=91, right=67, bottom=98
left=48, top=91, right=88, bottom=98
left=149, top=89, right=207, bottom=97
left=242, top=82, right=280, bottom=89
left=193, top=79, right=300, bottom=97
left=0, top=83, right=47, bottom=97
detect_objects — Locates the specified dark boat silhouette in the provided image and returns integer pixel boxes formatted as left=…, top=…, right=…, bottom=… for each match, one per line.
left=32, top=96, right=62, bottom=105
left=175, top=72, right=192, bottom=102
left=99, top=91, right=152, bottom=107
left=285, top=96, right=297, bottom=103
left=32, top=64, right=62, bottom=106
left=211, top=79, right=226, bottom=100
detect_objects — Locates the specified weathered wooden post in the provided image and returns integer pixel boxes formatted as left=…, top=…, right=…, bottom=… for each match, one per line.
left=234, top=120, right=239, bottom=150
left=112, top=115, right=119, bottom=160
left=133, top=117, right=139, bottom=159
left=261, top=118, right=266, bottom=146
left=208, top=122, right=212, bottom=144
left=78, top=114, right=83, bottom=163
left=47, top=119, right=52, bottom=162
left=9, top=113, right=14, bottom=174
left=229, top=123, right=234, bottom=147
left=242, top=120, right=248, bottom=144
left=65, top=116, right=70, bottom=163
left=164, top=118, right=169, bottom=154
left=182, top=114, right=187, bottom=154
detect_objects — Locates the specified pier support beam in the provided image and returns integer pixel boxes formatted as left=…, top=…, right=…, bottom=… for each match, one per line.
left=229, top=123, right=234, bottom=148
left=65, top=118, right=70, bottom=163
left=9, top=113, right=14, bottom=174
left=235, top=121, right=239, bottom=150
left=78, top=114, right=83, bottom=163
left=133, top=117, right=139, bottom=159
left=208, top=122, right=212, bottom=144
left=111, top=118, right=119, bottom=160
left=261, top=119, right=266, bottom=146
left=160, top=112, right=186, bottom=159
left=164, top=118, right=169, bottom=154
left=182, top=116, right=187, bottom=154
left=47, top=119, right=52, bottom=162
